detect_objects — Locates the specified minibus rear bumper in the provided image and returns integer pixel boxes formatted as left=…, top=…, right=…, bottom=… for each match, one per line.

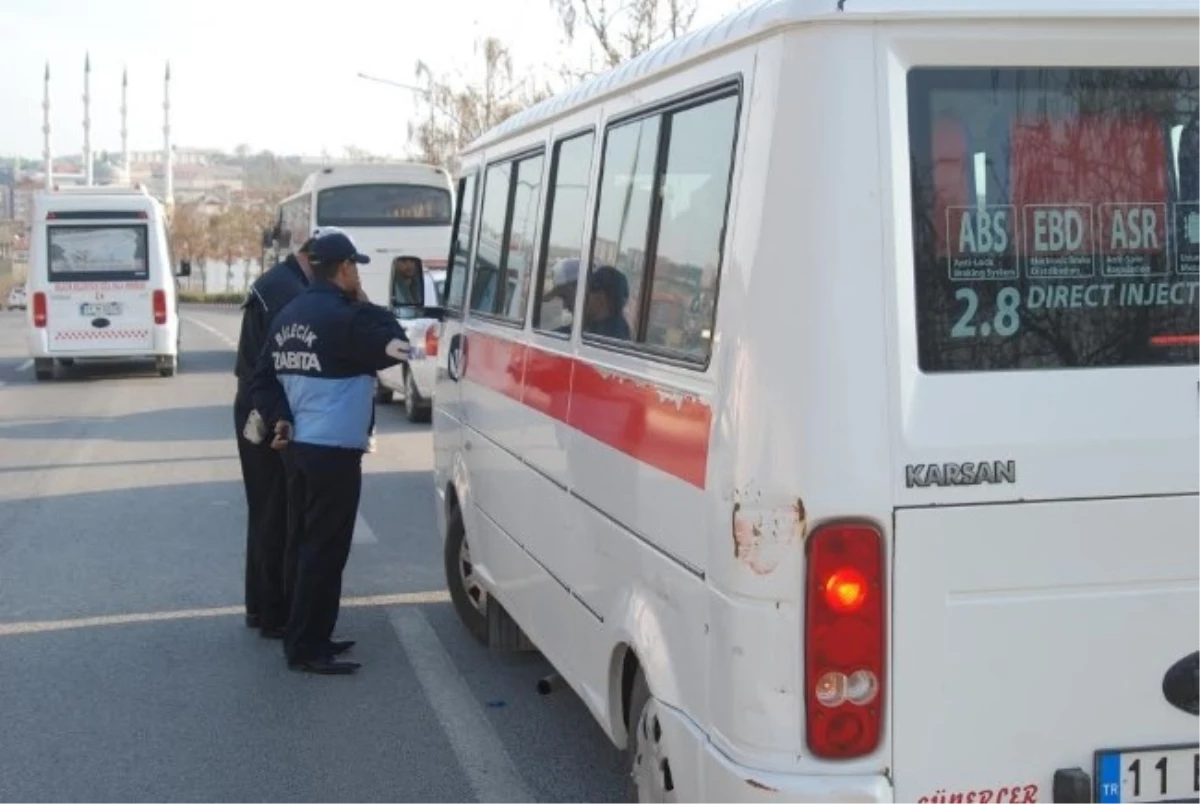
left=654, top=695, right=893, bottom=802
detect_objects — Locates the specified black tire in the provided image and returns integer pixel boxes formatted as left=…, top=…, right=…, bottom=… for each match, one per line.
left=34, top=358, right=53, bottom=382
left=157, top=356, right=177, bottom=378
left=443, top=504, right=488, bottom=644
left=626, top=669, right=673, bottom=803
left=373, top=375, right=393, bottom=404
left=404, top=369, right=432, bottom=424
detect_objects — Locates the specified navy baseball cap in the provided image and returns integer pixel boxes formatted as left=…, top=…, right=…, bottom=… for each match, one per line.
left=311, top=231, right=371, bottom=265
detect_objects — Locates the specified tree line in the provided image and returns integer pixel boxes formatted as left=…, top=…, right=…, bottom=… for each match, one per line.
left=408, top=0, right=701, bottom=171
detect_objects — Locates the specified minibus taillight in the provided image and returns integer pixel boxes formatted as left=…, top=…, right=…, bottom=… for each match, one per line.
left=424, top=327, right=439, bottom=358
left=804, top=522, right=884, bottom=759
left=32, top=293, right=47, bottom=328
left=153, top=290, right=167, bottom=325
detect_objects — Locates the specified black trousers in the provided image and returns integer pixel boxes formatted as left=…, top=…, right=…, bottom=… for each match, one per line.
left=283, top=442, right=363, bottom=663
left=234, top=404, right=290, bottom=628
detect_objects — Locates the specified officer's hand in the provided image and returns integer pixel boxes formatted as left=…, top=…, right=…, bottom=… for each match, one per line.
left=270, top=420, right=294, bottom=450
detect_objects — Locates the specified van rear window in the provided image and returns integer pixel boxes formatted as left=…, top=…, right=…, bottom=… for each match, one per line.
left=907, top=67, right=1199, bottom=372
left=48, top=225, right=149, bottom=283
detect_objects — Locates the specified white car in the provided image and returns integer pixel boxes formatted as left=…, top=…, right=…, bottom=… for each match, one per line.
left=5, top=285, right=26, bottom=310
left=376, top=269, right=444, bottom=422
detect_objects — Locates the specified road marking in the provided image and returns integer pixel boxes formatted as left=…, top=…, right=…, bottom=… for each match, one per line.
left=183, top=315, right=237, bottom=348
left=353, top=512, right=379, bottom=544
left=0, top=589, right=450, bottom=637
left=388, top=607, right=533, bottom=803
left=16, top=359, right=32, bottom=372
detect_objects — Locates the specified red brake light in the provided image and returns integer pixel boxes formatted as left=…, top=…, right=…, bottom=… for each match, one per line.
left=824, top=568, right=868, bottom=613
left=153, top=290, right=167, bottom=324
left=32, top=292, right=47, bottom=328
left=805, top=522, right=884, bottom=759
left=424, top=327, right=439, bottom=357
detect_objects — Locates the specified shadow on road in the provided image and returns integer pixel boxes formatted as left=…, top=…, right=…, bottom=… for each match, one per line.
left=32, top=348, right=235, bottom=381
left=0, top=403, right=232, bottom=442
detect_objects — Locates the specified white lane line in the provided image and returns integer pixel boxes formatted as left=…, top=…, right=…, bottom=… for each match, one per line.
left=183, top=314, right=237, bottom=348
left=353, top=512, right=379, bottom=544
left=388, top=607, right=533, bottom=803
left=16, top=359, right=32, bottom=372
left=0, top=589, right=450, bottom=638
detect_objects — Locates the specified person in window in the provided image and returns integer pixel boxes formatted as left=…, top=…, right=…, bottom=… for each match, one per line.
left=391, top=256, right=423, bottom=307
left=541, top=257, right=580, bottom=334
left=582, top=265, right=632, bottom=340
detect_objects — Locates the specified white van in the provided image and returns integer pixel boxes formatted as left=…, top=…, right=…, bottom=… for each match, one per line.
left=25, top=187, right=189, bottom=380
left=430, top=1, right=1200, bottom=801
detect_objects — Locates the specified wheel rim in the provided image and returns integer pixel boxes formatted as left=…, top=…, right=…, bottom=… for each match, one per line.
left=457, top=537, right=487, bottom=615
left=632, top=698, right=676, bottom=802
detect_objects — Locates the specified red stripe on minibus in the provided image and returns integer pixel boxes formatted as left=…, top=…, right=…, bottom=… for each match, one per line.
left=463, top=331, right=711, bottom=489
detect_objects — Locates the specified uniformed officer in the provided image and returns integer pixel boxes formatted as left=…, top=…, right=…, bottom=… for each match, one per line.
left=234, top=231, right=318, bottom=637
left=249, top=230, right=423, bottom=674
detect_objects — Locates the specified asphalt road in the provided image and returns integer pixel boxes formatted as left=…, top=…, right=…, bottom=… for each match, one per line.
left=0, top=306, right=627, bottom=803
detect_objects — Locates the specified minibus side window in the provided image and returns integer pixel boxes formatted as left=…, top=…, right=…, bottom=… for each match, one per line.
left=643, top=94, right=738, bottom=360
left=469, top=152, right=546, bottom=324
left=584, top=85, right=740, bottom=365
left=443, top=172, right=477, bottom=312
left=533, top=130, right=597, bottom=336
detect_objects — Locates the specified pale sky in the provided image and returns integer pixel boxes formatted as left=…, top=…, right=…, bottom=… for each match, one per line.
left=0, top=0, right=742, bottom=160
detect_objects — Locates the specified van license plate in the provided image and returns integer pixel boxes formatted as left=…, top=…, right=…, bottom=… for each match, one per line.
left=1095, top=744, right=1199, bottom=803
left=80, top=302, right=122, bottom=317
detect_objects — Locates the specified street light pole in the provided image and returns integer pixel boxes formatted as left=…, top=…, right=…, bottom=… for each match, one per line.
left=356, top=72, right=428, bottom=96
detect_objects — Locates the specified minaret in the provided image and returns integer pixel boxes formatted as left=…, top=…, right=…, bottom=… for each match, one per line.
left=162, top=61, right=173, bottom=206
left=42, top=62, right=52, bottom=191
left=83, top=52, right=93, bottom=186
left=121, top=67, right=130, bottom=186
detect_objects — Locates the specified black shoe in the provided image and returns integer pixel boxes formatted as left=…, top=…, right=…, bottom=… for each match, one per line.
left=260, top=626, right=285, bottom=639
left=288, top=655, right=361, bottom=675
left=328, top=640, right=355, bottom=656
left=245, top=613, right=261, bottom=628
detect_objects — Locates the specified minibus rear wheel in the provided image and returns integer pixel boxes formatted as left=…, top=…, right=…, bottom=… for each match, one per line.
left=627, top=669, right=675, bottom=802
left=33, top=359, right=53, bottom=381
left=444, top=505, right=488, bottom=644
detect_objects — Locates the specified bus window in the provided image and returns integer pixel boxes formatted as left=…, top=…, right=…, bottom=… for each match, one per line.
left=908, top=67, right=1199, bottom=372
left=444, top=172, right=478, bottom=312
left=316, top=184, right=452, bottom=227
left=534, top=130, right=596, bottom=335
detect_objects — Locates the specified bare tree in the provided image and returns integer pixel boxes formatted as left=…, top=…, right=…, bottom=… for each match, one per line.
left=551, top=0, right=698, bottom=77
left=407, top=37, right=552, bottom=172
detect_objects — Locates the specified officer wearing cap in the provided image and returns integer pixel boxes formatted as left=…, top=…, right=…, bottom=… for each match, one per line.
left=234, top=228, right=326, bottom=638
left=250, top=230, right=423, bottom=674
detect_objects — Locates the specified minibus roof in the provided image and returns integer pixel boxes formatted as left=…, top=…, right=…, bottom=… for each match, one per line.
left=464, top=0, right=1196, bottom=155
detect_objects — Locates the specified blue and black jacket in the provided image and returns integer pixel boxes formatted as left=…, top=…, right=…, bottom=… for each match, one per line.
left=234, top=254, right=309, bottom=411
left=250, top=281, right=411, bottom=452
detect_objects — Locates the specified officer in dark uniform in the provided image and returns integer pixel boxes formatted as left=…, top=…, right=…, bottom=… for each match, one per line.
left=250, top=231, right=422, bottom=674
left=234, top=230, right=321, bottom=637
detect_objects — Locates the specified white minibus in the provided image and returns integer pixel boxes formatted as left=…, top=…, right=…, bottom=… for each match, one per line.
left=430, top=1, right=1200, bottom=801
left=26, top=186, right=189, bottom=379
left=266, top=162, right=454, bottom=412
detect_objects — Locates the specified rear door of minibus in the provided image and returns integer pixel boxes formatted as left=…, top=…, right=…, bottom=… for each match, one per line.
left=888, top=42, right=1199, bottom=804
left=45, top=212, right=155, bottom=355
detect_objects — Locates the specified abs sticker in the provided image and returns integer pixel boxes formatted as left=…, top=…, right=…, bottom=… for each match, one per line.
left=946, top=206, right=1018, bottom=282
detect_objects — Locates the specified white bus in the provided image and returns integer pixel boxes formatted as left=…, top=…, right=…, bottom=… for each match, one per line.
left=429, top=0, right=1200, bottom=801
left=266, top=162, right=454, bottom=303
left=266, top=162, right=454, bottom=409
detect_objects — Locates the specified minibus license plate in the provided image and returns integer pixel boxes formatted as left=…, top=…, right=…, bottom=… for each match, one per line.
left=1094, top=744, right=1199, bottom=803
left=80, top=302, right=122, bottom=317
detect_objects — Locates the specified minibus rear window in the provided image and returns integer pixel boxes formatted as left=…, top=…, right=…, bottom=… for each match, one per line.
left=47, top=224, right=149, bottom=283
left=317, top=184, right=452, bottom=227
left=907, top=67, right=1199, bottom=372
